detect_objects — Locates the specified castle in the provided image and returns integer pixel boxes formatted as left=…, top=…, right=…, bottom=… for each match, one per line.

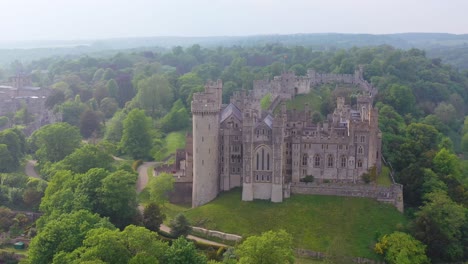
left=156, top=68, right=403, bottom=211
left=187, top=68, right=384, bottom=208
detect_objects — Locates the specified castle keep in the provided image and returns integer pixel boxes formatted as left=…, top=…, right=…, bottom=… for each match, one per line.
left=188, top=68, right=389, bottom=208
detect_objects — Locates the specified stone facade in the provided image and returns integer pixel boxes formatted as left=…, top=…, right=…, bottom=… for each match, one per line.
left=187, top=68, right=391, bottom=209
left=0, top=73, right=57, bottom=135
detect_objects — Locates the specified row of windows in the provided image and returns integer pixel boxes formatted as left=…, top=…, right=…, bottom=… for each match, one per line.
left=302, top=155, right=364, bottom=168
left=285, top=144, right=362, bottom=152
left=221, top=167, right=241, bottom=174
left=255, top=175, right=271, bottom=182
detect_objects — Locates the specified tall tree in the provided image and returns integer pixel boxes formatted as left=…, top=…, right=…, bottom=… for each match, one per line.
left=79, top=109, right=101, bottom=138
left=412, top=191, right=467, bottom=262
left=30, top=122, right=82, bottom=163
left=143, top=202, right=165, bottom=232
left=120, top=109, right=153, bottom=159
left=136, top=74, right=173, bottom=118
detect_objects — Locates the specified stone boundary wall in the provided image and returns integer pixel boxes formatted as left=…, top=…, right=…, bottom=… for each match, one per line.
left=295, top=248, right=385, bottom=264
left=291, top=182, right=404, bottom=212
left=191, top=226, right=242, bottom=242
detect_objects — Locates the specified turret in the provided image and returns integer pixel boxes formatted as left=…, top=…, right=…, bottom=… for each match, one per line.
left=191, top=81, right=223, bottom=207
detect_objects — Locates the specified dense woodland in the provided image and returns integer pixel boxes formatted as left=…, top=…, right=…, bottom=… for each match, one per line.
left=1, top=42, right=468, bottom=263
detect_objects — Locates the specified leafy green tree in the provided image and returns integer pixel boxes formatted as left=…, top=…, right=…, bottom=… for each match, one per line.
left=30, top=122, right=81, bottom=163
left=28, top=210, right=115, bottom=264
left=159, top=99, right=190, bottom=133
left=383, top=84, right=416, bottom=115
left=170, top=213, right=191, bottom=238
left=0, top=128, right=24, bottom=168
left=143, top=202, right=165, bottom=232
left=79, top=109, right=101, bottom=138
left=236, top=229, right=294, bottom=264
left=120, top=109, right=153, bottom=159
left=54, top=225, right=169, bottom=264
left=100, top=97, right=119, bottom=118
left=136, top=74, right=173, bottom=118
left=413, top=191, right=467, bottom=261
left=0, top=116, right=8, bottom=128
left=92, top=68, right=105, bottom=82
left=106, top=79, right=119, bottom=99
left=58, top=98, right=86, bottom=127
left=104, top=110, right=126, bottom=143
left=375, top=232, right=429, bottom=264
left=164, top=237, right=207, bottom=264
left=176, top=72, right=204, bottom=106
left=98, top=170, right=139, bottom=228
left=434, top=102, right=457, bottom=127
left=0, top=206, right=14, bottom=232
left=0, top=144, right=15, bottom=172
left=53, top=144, right=113, bottom=174
left=147, top=172, right=174, bottom=205
left=45, top=89, right=66, bottom=109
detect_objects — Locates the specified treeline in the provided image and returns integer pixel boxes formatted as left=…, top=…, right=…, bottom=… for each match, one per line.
left=3, top=43, right=468, bottom=262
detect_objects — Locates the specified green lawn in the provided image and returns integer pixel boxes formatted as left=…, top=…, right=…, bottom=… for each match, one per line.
left=274, top=92, right=322, bottom=114
left=377, top=166, right=393, bottom=187
left=175, top=189, right=406, bottom=259
left=154, top=131, right=186, bottom=161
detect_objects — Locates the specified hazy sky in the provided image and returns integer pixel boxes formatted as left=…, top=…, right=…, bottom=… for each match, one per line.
left=0, top=0, right=467, bottom=41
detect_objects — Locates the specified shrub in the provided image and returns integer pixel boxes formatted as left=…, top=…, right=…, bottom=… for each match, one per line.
left=300, top=175, right=315, bottom=183
left=132, top=159, right=143, bottom=171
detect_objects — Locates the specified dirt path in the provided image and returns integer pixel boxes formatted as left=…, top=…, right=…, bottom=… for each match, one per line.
left=136, top=161, right=157, bottom=193
left=25, top=160, right=40, bottom=179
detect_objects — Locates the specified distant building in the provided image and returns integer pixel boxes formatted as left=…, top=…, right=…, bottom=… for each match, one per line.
left=0, top=73, right=56, bottom=134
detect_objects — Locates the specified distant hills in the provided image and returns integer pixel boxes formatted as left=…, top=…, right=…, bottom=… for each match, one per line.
left=1, top=33, right=468, bottom=69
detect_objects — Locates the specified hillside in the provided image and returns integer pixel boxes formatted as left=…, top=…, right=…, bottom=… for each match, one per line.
left=178, top=189, right=406, bottom=259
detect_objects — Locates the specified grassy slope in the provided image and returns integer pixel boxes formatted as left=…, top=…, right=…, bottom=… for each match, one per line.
left=377, top=166, right=392, bottom=187
left=154, top=131, right=186, bottom=161
left=180, top=189, right=406, bottom=259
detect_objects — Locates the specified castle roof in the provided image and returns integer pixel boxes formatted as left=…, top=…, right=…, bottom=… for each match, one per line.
left=263, top=114, right=273, bottom=128
left=220, top=103, right=242, bottom=123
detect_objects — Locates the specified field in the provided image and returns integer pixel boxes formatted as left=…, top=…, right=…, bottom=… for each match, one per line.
left=173, top=189, right=406, bottom=259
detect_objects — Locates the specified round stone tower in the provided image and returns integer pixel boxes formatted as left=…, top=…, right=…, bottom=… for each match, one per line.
left=191, top=80, right=222, bottom=208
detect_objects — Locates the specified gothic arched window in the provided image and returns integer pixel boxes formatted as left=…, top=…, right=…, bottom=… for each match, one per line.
left=358, top=146, right=364, bottom=154
left=327, top=154, right=334, bottom=168
left=314, top=155, right=321, bottom=168
left=255, top=146, right=272, bottom=171
left=341, top=156, right=347, bottom=168
left=302, top=154, right=308, bottom=166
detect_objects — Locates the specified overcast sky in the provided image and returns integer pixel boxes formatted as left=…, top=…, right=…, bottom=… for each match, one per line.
left=0, top=0, right=466, bottom=41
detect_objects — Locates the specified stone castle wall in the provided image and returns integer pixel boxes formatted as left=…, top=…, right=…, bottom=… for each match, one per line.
left=291, top=182, right=404, bottom=212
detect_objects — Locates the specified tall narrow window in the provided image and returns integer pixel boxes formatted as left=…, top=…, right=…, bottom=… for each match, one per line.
left=256, top=153, right=259, bottom=170
left=314, top=155, right=320, bottom=167
left=261, top=149, right=265, bottom=170
left=341, top=156, right=346, bottom=168
left=267, top=153, right=270, bottom=170
left=327, top=155, right=334, bottom=168
left=358, top=146, right=364, bottom=154
left=302, top=154, right=308, bottom=166
left=357, top=159, right=363, bottom=168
